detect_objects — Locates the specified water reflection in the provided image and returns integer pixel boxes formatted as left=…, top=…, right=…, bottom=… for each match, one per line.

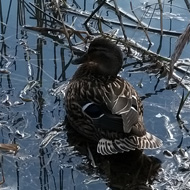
left=67, top=127, right=161, bottom=190
left=68, top=129, right=161, bottom=190
left=1, top=0, right=190, bottom=189
left=37, top=124, right=161, bottom=190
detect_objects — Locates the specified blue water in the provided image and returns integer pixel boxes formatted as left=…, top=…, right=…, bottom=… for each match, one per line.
left=1, top=0, right=190, bottom=189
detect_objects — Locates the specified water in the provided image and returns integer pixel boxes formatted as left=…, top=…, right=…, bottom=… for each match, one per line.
left=1, top=0, right=190, bottom=189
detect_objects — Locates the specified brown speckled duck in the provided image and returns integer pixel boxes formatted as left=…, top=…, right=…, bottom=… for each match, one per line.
left=65, top=38, right=162, bottom=155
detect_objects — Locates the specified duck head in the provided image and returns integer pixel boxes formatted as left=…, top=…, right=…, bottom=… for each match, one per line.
left=73, top=38, right=123, bottom=77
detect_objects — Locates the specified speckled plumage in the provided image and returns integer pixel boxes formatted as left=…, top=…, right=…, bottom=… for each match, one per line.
left=65, top=38, right=162, bottom=155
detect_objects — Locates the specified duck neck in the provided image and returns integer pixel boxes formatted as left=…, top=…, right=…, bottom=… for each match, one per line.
left=72, top=62, right=114, bottom=82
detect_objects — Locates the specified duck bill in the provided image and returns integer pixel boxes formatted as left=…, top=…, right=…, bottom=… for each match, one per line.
left=72, top=53, right=88, bottom=65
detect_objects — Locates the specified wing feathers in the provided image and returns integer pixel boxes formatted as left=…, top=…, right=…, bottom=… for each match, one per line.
left=97, top=132, right=162, bottom=155
left=122, top=107, right=138, bottom=133
left=132, top=132, right=163, bottom=149
left=97, top=139, right=119, bottom=155
left=103, top=77, right=144, bottom=135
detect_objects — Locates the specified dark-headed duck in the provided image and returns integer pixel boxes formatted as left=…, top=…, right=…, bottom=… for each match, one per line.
left=65, top=38, right=162, bottom=155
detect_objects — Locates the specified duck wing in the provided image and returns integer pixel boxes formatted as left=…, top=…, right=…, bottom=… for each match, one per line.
left=82, top=102, right=123, bottom=131
left=79, top=77, right=162, bottom=155
left=94, top=77, right=162, bottom=155
left=102, top=77, right=146, bottom=136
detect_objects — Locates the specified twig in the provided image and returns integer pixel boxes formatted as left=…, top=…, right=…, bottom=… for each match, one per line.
left=28, top=2, right=91, bottom=42
left=179, top=171, right=190, bottom=189
left=171, top=72, right=190, bottom=91
left=158, top=0, right=163, bottom=36
left=29, top=1, right=183, bottom=38
left=105, top=1, right=146, bottom=26
left=64, top=7, right=182, bottom=37
left=146, top=3, right=155, bottom=28
left=55, top=0, right=73, bottom=53
left=113, top=0, right=127, bottom=41
left=24, top=26, right=90, bottom=41
left=176, top=90, right=190, bottom=132
left=184, top=0, right=190, bottom=12
left=0, top=156, right=5, bottom=185
left=84, top=0, right=106, bottom=25
left=130, top=2, right=152, bottom=45
left=174, top=63, right=190, bottom=76
left=0, top=144, right=19, bottom=154
left=29, top=2, right=66, bottom=26
left=176, top=90, right=189, bottom=120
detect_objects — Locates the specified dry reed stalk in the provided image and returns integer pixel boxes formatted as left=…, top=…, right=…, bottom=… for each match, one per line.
left=168, top=24, right=190, bottom=82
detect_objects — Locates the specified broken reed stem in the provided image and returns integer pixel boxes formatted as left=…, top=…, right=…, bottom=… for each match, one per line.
left=113, top=0, right=127, bottom=41
left=130, top=2, right=152, bottom=45
left=158, top=0, right=163, bottom=35
left=168, top=24, right=190, bottom=82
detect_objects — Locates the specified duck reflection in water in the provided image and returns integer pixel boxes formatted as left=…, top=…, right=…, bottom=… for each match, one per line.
left=66, top=126, right=161, bottom=190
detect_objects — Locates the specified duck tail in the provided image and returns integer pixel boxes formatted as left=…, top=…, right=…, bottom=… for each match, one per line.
left=97, top=133, right=162, bottom=155
left=131, top=132, right=162, bottom=149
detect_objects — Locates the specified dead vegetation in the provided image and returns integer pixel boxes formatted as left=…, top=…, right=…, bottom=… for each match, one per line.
left=22, top=0, right=190, bottom=127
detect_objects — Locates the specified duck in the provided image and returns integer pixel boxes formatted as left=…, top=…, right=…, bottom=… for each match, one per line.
left=65, top=38, right=162, bottom=155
